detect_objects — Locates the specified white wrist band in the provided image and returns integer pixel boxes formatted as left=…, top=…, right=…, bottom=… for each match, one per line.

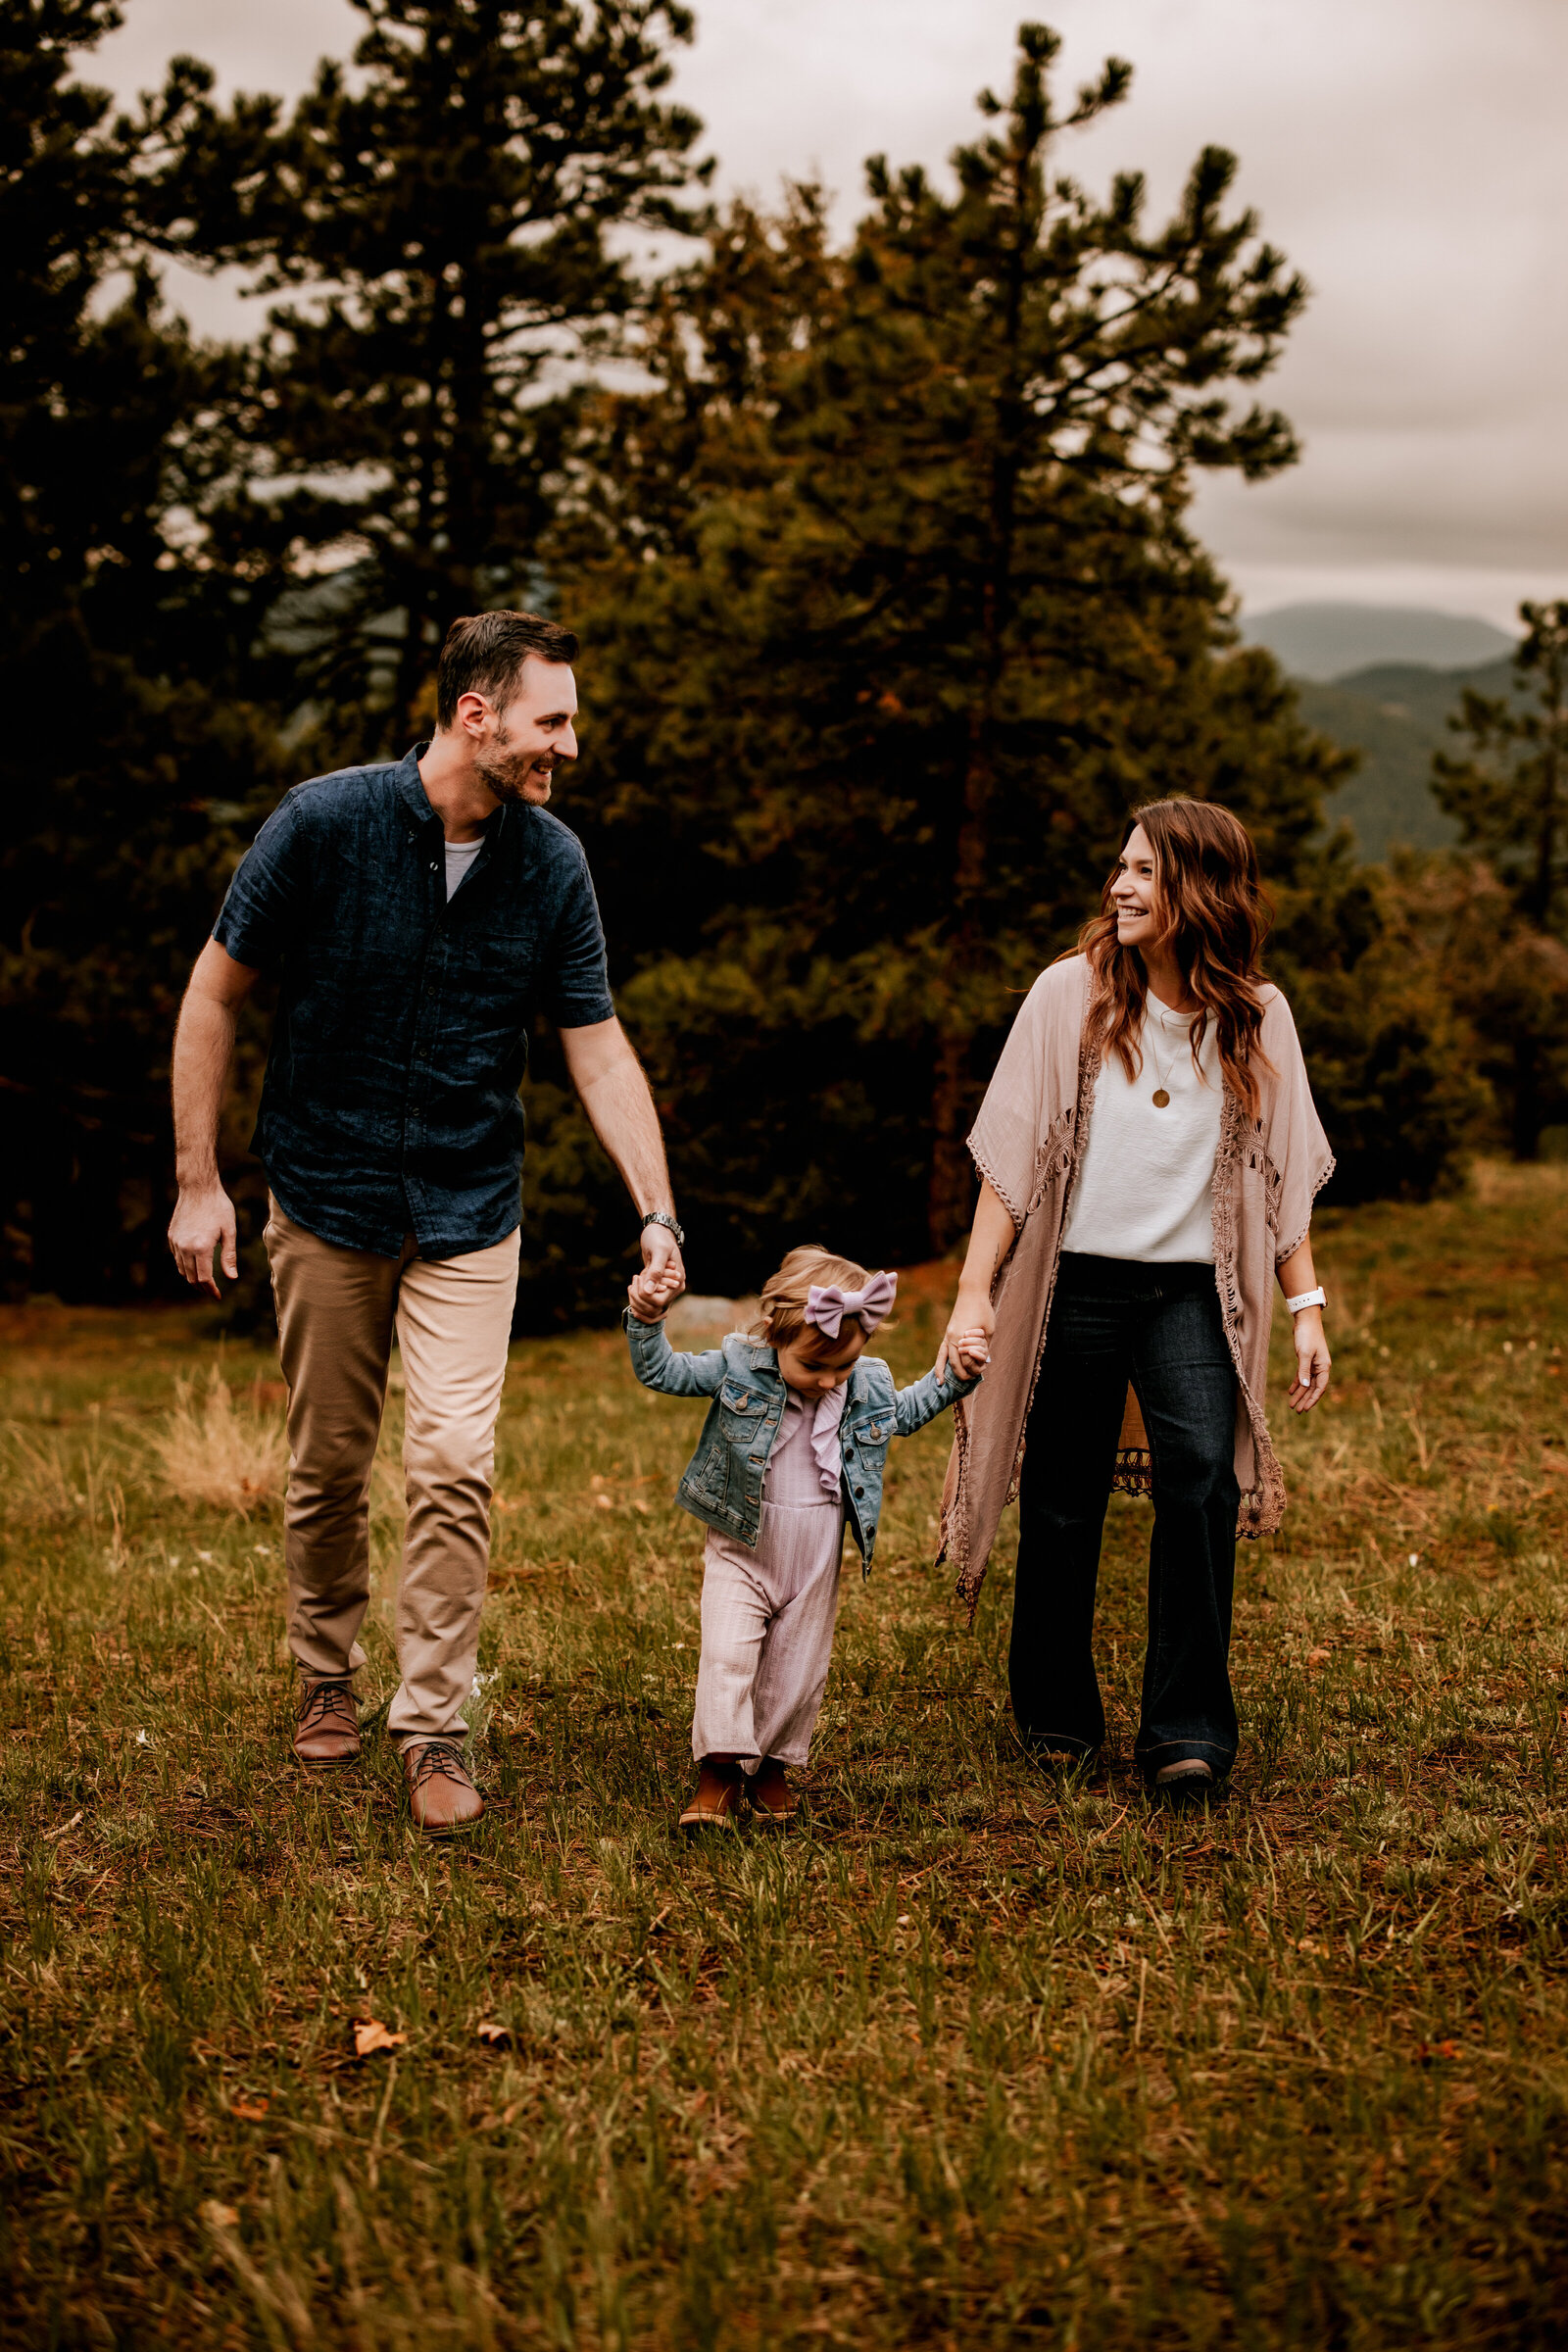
left=1286, top=1286, right=1326, bottom=1314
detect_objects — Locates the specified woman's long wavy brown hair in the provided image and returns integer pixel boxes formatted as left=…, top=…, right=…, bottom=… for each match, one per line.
left=1078, top=798, right=1274, bottom=1116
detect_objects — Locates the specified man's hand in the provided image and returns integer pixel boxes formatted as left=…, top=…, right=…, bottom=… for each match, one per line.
left=1288, top=1307, right=1331, bottom=1413
left=169, top=1182, right=239, bottom=1298
left=632, top=1217, right=686, bottom=1322
left=559, top=1017, right=686, bottom=1311
left=167, top=939, right=258, bottom=1297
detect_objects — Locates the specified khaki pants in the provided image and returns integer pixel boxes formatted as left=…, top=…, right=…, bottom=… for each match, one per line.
left=265, top=1200, right=520, bottom=1744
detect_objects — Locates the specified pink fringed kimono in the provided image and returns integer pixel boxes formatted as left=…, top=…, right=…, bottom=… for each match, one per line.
left=939, top=955, right=1334, bottom=1618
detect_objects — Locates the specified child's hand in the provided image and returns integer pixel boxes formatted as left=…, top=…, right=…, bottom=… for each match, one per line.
left=937, top=1290, right=995, bottom=1381
left=949, top=1328, right=991, bottom=1379
left=628, top=1263, right=681, bottom=1323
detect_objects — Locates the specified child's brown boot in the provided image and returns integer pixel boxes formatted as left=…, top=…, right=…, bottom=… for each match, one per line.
left=679, top=1755, right=744, bottom=1833
left=749, top=1757, right=797, bottom=1827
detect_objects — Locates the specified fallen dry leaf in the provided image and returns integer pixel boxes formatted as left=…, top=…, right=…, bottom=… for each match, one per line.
left=201, top=2201, right=240, bottom=2230
left=476, top=2020, right=513, bottom=2046
left=1305, top=1647, right=1332, bottom=1669
left=353, top=2020, right=408, bottom=2058
left=231, top=2096, right=270, bottom=2121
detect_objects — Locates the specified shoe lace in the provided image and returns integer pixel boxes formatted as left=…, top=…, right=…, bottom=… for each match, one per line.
left=409, top=1738, right=472, bottom=1790
left=297, top=1677, right=356, bottom=1730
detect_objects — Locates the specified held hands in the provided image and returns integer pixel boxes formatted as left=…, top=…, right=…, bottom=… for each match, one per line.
left=627, top=1220, right=686, bottom=1324
left=168, top=1182, right=238, bottom=1298
left=1288, top=1306, right=1331, bottom=1413
left=937, top=1287, right=996, bottom=1383
left=948, top=1329, right=992, bottom=1380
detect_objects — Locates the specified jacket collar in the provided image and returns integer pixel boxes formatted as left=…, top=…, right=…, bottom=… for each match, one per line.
left=738, top=1337, right=868, bottom=1406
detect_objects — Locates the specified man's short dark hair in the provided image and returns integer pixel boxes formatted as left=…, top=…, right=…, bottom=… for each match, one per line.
left=436, top=611, right=579, bottom=730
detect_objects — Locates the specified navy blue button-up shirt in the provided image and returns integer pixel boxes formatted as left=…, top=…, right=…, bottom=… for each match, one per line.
left=213, top=747, right=614, bottom=1257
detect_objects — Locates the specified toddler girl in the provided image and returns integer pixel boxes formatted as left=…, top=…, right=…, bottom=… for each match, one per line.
left=626, top=1245, right=988, bottom=1830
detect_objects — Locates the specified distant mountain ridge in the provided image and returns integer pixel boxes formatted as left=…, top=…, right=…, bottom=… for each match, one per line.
left=1291, top=656, right=1525, bottom=862
left=1230, top=603, right=1528, bottom=862
left=1242, top=601, right=1516, bottom=681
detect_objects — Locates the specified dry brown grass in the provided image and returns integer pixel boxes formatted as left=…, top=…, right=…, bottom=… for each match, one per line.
left=2, top=1172, right=1566, bottom=2347
left=146, top=1362, right=288, bottom=1515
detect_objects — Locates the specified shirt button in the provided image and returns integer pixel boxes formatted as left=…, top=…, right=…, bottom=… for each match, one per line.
left=854, top=1486, right=864, bottom=1498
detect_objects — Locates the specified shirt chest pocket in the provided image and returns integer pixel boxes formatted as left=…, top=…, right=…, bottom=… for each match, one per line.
left=846, top=1411, right=894, bottom=1455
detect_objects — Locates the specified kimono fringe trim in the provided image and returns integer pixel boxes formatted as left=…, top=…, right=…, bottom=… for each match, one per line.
left=946, top=1012, right=1103, bottom=1623
left=1277, top=1153, right=1338, bottom=1268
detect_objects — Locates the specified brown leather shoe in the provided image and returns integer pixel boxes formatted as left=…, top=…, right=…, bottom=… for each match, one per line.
left=293, top=1675, right=361, bottom=1767
left=749, top=1757, right=797, bottom=1826
left=403, top=1738, right=483, bottom=1837
left=678, top=1756, right=743, bottom=1833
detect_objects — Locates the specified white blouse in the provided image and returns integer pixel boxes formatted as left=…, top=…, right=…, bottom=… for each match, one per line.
left=1059, top=994, right=1223, bottom=1264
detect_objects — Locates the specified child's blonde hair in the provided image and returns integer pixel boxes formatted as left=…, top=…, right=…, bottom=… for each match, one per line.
left=750, top=1245, right=870, bottom=1348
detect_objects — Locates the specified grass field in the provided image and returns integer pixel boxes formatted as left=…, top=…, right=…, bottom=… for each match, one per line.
left=3, top=1163, right=1566, bottom=2348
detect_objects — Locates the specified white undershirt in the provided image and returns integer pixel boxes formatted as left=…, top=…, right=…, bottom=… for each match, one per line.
left=444, top=837, right=484, bottom=901
left=1060, top=994, right=1224, bottom=1263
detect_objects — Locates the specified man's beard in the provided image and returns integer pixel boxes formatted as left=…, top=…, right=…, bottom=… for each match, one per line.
left=475, top=733, right=557, bottom=807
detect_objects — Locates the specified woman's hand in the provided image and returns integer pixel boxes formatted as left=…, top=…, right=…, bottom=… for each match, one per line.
left=1288, top=1307, right=1331, bottom=1412
left=937, top=1286, right=996, bottom=1382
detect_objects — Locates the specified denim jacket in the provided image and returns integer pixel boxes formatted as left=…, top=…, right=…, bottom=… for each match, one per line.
left=625, top=1314, right=980, bottom=1575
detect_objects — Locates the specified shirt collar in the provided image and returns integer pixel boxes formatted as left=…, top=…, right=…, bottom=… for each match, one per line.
left=395, top=743, right=510, bottom=843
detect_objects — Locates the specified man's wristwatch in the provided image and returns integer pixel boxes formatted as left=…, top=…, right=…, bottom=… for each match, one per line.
left=1286, top=1286, right=1326, bottom=1314
left=641, top=1209, right=685, bottom=1249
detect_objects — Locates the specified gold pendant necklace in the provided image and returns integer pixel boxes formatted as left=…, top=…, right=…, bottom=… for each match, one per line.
left=1147, top=1007, right=1176, bottom=1108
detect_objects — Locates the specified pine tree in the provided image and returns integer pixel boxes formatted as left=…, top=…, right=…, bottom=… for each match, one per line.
left=1434, top=602, right=1566, bottom=933
left=1432, top=602, right=1568, bottom=1154
left=156, top=0, right=710, bottom=753
left=0, top=0, right=287, bottom=1299
left=561, top=25, right=1323, bottom=1266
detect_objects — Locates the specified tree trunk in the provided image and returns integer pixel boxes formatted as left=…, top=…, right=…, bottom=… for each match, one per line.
left=923, top=137, right=1033, bottom=1256
left=927, top=1027, right=977, bottom=1252
left=1511, top=1031, right=1541, bottom=1161
left=925, top=678, right=996, bottom=1253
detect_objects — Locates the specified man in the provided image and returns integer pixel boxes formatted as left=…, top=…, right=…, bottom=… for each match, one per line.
left=168, top=610, right=685, bottom=1835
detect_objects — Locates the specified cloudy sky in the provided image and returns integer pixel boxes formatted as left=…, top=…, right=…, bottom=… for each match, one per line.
left=91, top=0, right=1566, bottom=627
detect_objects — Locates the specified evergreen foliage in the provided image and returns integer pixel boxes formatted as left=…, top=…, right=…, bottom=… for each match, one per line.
left=549, top=30, right=1469, bottom=1295
left=0, top=0, right=286, bottom=1300
left=149, top=0, right=710, bottom=756
left=1431, top=604, right=1568, bottom=1155
left=0, top=8, right=1533, bottom=1306
left=1434, top=603, right=1567, bottom=934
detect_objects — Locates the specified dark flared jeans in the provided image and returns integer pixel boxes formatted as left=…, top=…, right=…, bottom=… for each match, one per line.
left=1010, top=1253, right=1241, bottom=1780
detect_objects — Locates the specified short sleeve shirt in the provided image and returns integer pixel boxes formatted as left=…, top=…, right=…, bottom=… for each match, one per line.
left=213, top=746, right=614, bottom=1257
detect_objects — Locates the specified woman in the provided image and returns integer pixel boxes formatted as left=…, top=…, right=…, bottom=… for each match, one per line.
left=936, top=799, right=1333, bottom=1795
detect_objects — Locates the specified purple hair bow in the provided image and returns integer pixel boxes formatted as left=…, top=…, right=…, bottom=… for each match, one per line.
left=805, top=1269, right=898, bottom=1339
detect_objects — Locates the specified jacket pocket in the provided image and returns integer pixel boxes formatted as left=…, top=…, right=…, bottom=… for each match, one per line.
left=718, top=1378, right=768, bottom=1450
